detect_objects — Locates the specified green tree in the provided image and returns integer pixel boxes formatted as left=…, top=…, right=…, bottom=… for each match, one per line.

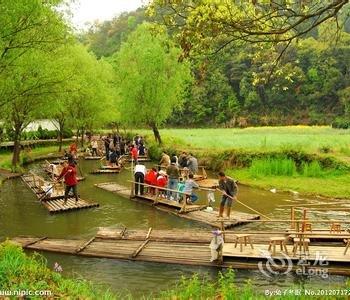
left=111, top=23, right=191, bottom=144
left=0, top=0, right=69, bottom=105
left=148, top=0, right=349, bottom=57
left=50, top=45, right=117, bottom=151
left=2, top=49, right=68, bottom=166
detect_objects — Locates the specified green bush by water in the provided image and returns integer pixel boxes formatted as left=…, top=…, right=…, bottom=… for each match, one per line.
left=301, top=161, right=323, bottom=177
left=0, top=242, right=115, bottom=299
left=250, top=158, right=297, bottom=177
left=249, top=158, right=344, bottom=178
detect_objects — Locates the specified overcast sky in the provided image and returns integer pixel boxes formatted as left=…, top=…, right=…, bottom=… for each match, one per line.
left=69, top=0, right=146, bottom=29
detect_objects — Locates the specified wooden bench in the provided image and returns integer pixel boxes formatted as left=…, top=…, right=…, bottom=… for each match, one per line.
left=234, top=234, right=254, bottom=252
left=268, top=237, right=288, bottom=256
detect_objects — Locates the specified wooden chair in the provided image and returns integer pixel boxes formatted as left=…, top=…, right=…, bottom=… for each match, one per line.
left=268, top=237, right=288, bottom=256
left=302, top=223, right=312, bottom=232
left=292, top=237, right=310, bottom=255
left=330, top=223, right=342, bottom=234
left=234, top=234, right=254, bottom=252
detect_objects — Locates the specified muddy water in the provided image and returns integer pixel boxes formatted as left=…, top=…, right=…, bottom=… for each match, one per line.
left=0, top=159, right=348, bottom=296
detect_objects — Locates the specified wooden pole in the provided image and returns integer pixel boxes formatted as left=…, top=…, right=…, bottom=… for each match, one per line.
left=216, top=188, right=272, bottom=220
left=291, top=207, right=295, bottom=230
left=130, top=158, right=134, bottom=198
left=278, top=202, right=349, bottom=207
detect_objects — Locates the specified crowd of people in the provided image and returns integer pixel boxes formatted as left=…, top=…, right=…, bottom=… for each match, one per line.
left=133, top=151, right=202, bottom=204
left=82, top=134, right=147, bottom=166
left=62, top=134, right=238, bottom=218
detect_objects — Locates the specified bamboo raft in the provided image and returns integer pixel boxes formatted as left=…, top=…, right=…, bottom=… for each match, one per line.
left=21, top=174, right=99, bottom=213
left=84, top=156, right=102, bottom=160
left=10, top=227, right=350, bottom=276
left=95, top=182, right=259, bottom=228
left=100, top=165, right=122, bottom=170
left=128, top=157, right=151, bottom=162
left=90, top=169, right=121, bottom=174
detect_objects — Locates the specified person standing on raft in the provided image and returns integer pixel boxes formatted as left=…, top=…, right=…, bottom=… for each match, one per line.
left=218, top=171, right=238, bottom=218
left=56, top=159, right=79, bottom=205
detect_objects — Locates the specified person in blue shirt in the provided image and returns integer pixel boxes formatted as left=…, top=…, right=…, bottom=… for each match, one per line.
left=184, top=174, right=199, bottom=204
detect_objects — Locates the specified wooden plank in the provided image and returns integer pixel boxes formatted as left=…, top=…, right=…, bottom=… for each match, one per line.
left=131, top=239, right=150, bottom=258
left=11, top=235, right=350, bottom=276
left=96, top=182, right=259, bottom=228
left=76, top=237, right=96, bottom=253
left=23, top=237, right=47, bottom=248
left=84, top=156, right=102, bottom=160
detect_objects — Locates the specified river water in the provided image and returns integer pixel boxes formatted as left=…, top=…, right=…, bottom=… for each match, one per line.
left=0, top=159, right=349, bottom=297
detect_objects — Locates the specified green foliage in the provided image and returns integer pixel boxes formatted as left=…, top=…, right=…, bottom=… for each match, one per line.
left=301, top=161, right=323, bottom=177
left=0, top=242, right=115, bottom=299
left=250, top=158, right=297, bottom=177
left=158, top=269, right=252, bottom=299
left=84, top=6, right=350, bottom=128
left=332, top=117, right=350, bottom=129
left=110, top=23, right=192, bottom=142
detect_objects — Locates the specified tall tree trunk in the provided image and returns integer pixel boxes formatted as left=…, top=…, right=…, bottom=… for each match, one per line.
left=58, top=120, right=64, bottom=152
left=11, top=124, right=22, bottom=167
left=150, top=123, right=162, bottom=145
left=75, top=129, right=80, bottom=145
left=116, top=123, right=120, bottom=134
left=80, top=128, right=85, bottom=148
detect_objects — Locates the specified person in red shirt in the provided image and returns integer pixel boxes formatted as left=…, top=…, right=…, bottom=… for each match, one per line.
left=130, top=145, right=139, bottom=163
left=56, top=159, right=78, bottom=204
left=145, top=167, right=158, bottom=195
left=69, top=143, right=77, bottom=158
left=157, top=170, right=168, bottom=198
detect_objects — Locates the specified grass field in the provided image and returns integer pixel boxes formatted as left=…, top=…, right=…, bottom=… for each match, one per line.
left=150, top=126, right=350, bottom=152
left=0, top=145, right=64, bottom=171
left=138, top=126, right=350, bottom=198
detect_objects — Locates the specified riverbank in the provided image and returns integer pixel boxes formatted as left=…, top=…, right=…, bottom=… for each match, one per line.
left=0, top=242, right=115, bottom=299
left=0, top=144, right=68, bottom=173
left=140, top=126, right=350, bottom=199
left=3, top=242, right=344, bottom=299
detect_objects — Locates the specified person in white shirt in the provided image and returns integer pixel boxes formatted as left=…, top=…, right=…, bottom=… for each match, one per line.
left=91, top=139, right=99, bottom=156
left=134, top=163, right=146, bottom=195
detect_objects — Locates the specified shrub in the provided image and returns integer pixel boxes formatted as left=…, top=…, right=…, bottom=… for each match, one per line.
left=0, top=242, right=116, bottom=299
left=319, top=145, right=332, bottom=153
left=301, top=161, right=323, bottom=177
left=332, top=118, right=350, bottom=129
left=61, top=128, right=73, bottom=138
left=249, top=158, right=297, bottom=177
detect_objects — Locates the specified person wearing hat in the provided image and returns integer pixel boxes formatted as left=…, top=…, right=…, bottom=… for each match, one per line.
left=156, top=170, right=168, bottom=198
left=209, top=229, right=224, bottom=263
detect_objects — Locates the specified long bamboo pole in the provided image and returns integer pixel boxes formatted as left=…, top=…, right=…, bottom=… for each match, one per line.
left=221, top=219, right=350, bottom=224
left=215, top=188, right=272, bottom=220
left=278, top=202, right=349, bottom=207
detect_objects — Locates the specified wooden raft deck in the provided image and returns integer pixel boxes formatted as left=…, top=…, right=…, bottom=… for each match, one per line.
left=95, top=182, right=259, bottom=228
left=84, top=156, right=102, bottom=160
left=10, top=228, right=350, bottom=276
left=100, top=165, right=122, bottom=170
left=21, top=174, right=99, bottom=213
left=128, top=158, right=151, bottom=162
left=90, top=169, right=121, bottom=174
